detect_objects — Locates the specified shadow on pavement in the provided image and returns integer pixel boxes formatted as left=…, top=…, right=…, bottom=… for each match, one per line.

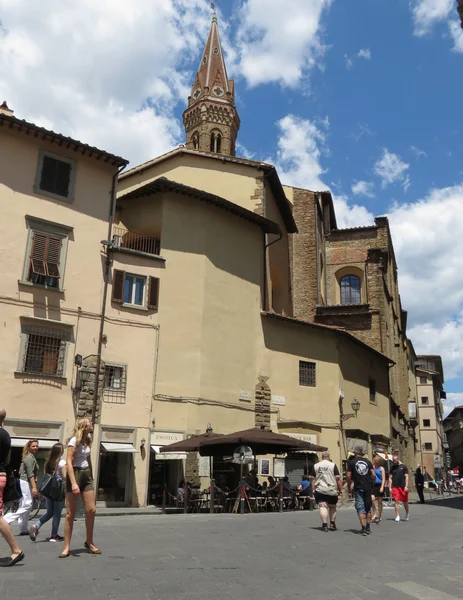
left=428, top=496, right=463, bottom=510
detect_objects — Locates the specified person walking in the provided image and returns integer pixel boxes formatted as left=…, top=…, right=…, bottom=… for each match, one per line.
left=347, top=446, right=375, bottom=536
left=4, top=439, right=39, bottom=536
left=60, top=418, right=100, bottom=558
left=389, top=452, right=409, bottom=522
left=414, top=466, right=425, bottom=504
left=29, top=443, right=66, bottom=542
left=371, top=455, right=386, bottom=523
left=310, top=450, right=342, bottom=532
left=0, top=408, right=24, bottom=567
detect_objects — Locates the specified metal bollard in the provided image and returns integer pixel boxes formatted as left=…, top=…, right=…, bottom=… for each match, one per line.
left=210, top=479, right=215, bottom=514
left=162, top=485, right=166, bottom=515
left=279, top=483, right=283, bottom=513
left=184, top=486, right=188, bottom=514
left=240, top=483, right=245, bottom=514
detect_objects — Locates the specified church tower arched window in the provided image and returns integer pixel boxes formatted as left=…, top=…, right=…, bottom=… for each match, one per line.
left=192, top=132, right=199, bottom=150
left=210, top=131, right=222, bottom=153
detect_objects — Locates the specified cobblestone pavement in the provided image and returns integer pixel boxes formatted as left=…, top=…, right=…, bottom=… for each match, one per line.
left=2, top=498, right=463, bottom=599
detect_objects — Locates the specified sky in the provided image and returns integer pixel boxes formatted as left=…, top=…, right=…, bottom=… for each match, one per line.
left=0, top=0, right=462, bottom=413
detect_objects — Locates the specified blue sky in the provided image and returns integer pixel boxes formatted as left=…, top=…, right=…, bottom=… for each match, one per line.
left=1, top=0, right=462, bottom=410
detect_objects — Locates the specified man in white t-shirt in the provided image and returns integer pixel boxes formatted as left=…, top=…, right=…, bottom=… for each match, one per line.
left=310, top=451, right=343, bottom=532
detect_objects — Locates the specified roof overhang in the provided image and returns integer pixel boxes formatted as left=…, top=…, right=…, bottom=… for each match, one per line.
left=119, top=147, right=297, bottom=233
left=118, top=177, right=281, bottom=235
left=0, top=114, right=128, bottom=168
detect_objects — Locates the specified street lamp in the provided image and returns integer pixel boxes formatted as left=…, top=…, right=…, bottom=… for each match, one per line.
left=340, top=398, right=361, bottom=422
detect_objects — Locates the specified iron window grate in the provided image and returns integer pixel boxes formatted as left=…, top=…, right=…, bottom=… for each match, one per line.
left=21, top=326, right=68, bottom=377
left=299, top=361, right=316, bottom=387
left=104, top=364, right=127, bottom=404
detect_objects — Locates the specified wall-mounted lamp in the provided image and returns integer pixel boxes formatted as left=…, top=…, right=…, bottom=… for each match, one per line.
left=140, top=437, right=146, bottom=448
left=74, top=354, right=83, bottom=367
left=79, top=367, right=94, bottom=384
left=206, top=423, right=213, bottom=434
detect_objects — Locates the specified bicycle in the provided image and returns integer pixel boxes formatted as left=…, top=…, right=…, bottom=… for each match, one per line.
left=3, top=494, right=45, bottom=520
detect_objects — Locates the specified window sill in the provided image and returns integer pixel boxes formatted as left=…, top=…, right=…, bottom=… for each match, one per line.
left=112, top=247, right=166, bottom=262
left=121, top=303, right=149, bottom=312
left=18, top=280, right=65, bottom=293
left=14, top=371, right=67, bottom=382
left=33, top=185, right=74, bottom=204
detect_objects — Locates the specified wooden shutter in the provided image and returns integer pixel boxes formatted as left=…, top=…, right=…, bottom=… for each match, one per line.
left=30, top=232, right=61, bottom=279
left=148, top=277, right=160, bottom=309
left=45, top=236, right=61, bottom=278
left=30, top=232, right=48, bottom=275
left=40, top=155, right=72, bottom=198
left=112, top=270, right=125, bottom=303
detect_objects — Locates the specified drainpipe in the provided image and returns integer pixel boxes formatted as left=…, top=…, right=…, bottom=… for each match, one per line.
left=91, top=163, right=127, bottom=426
left=314, top=193, right=320, bottom=306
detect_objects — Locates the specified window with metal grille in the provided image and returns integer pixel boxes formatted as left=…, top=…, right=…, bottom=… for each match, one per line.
left=369, top=379, right=377, bottom=404
left=340, top=275, right=361, bottom=305
left=423, top=419, right=431, bottom=427
left=424, top=442, right=432, bottom=451
left=38, top=154, right=73, bottom=198
left=421, top=396, right=429, bottom=405
left=19, top=325, right=69, bottom=377
left=104, top=364, right=127, bottom=404
left=299, top=361, right=316, bottom=387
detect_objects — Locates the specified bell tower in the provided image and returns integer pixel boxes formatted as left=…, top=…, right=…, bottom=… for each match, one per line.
left=183, top=6, right=240, bottom=156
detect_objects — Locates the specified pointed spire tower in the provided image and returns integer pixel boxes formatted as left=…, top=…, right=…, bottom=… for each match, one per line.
left=183, top=5, right=240, bottom=156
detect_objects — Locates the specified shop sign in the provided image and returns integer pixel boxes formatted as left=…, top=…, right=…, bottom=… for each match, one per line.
left=199, top=456, right=211, bottom=477
left=151, top=430, right=184, bottom=446
left=434, top=455, right=441, bottom=468
left=285, top=432, right=318, bottom=444
left=273, top=457, right=285, bottom=478
left=272, top=395, right=286, bottom=406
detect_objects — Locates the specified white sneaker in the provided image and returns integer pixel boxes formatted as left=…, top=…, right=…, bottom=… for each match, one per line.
left=404, top=514, right=409, bottom=521
left=394, top=515, right=401, bottom=522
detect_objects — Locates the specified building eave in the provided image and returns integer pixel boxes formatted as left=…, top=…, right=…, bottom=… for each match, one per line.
left=119, top=147, right=298, bottom=233
left=118, top=177, right=281, bottom=235
left=261, top=312, right=394, bottom=365
left=0, top=114, right=128, bottom=168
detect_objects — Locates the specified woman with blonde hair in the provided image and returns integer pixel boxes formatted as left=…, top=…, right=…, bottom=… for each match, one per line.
left=29, top=443, right=66, bottom=542
left=371, top=455, right=386, bottom=523
left=60, top=418, right=100, bottom=558
left=4, top=439, right=39, bottom=535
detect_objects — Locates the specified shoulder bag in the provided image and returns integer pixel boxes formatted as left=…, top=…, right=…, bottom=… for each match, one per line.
left=39, top=473, right=65, bottom=502
left=3, top=469, right=23, bottom=504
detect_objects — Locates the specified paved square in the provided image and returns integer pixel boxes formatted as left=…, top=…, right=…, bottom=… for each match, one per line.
left=2, top=498, right=463, bottom=599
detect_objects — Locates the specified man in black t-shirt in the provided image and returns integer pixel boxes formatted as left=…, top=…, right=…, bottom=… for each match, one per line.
left=0, top=408, right=24, bottom=566
left=347, top=446, right=376, bottom=536
left=389, top=453, right=409, bottom=522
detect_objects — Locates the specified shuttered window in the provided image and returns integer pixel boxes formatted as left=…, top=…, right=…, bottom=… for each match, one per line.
left=112, top=270, right=160, bottom=310
left=28, top=231, right=62, bottom=288
left=39, top=154, right=73, bottom=198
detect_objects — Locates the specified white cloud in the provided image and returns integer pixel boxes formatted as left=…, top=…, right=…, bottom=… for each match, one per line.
left=410, top=145, right=428, bottom=159
left=0, top=0, right=212, bottom=166
left=444, top=393, right=463, bottom=416
left=352, top=180, right=375, bottom=198
left=411, top=0, right=463, bottom=52
left=236, top=0, right=333, bottom=87
left=344, top=55, right=354, bottom=70
left=271, top=114, right=374, bottom=228
left=411, top=0, right=454, bottom=36
left=387, top=184, right=463, bottom=382
left=357, top=48, right=371, bottom=60
left=374, top=149, right=410, bottom=189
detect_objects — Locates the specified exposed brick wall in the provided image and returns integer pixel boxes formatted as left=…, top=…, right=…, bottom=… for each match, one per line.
left=289, top=188, right=320, bottom=321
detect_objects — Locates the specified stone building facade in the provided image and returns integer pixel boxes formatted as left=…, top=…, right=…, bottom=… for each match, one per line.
left=285, top=188, right=419, bottom=468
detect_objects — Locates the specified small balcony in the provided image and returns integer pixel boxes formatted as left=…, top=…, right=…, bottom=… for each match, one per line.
left=112, top=226, right=160, bottom=257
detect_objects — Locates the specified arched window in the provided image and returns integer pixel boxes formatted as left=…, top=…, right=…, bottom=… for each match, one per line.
left=210, top=131, right=222, bottom=153
left=340, top=275, right=361, bottom=305
left=192, top=132, right=199, bottom=150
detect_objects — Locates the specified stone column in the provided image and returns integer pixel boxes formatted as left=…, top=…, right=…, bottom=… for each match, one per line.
left=77, top=355, right=105, bottom=423
left=185, top=452, right=200, bottom=487
left=255, top=376, right=271, bottom=429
